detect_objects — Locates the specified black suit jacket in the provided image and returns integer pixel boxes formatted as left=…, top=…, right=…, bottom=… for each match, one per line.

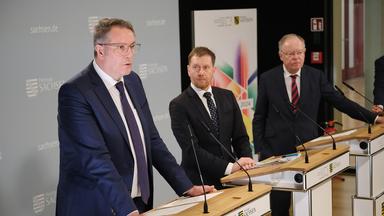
left=169, top=86, right=252, bottom=188
left=374, top=55, right=384, bottom=105
left=56, top=62, right=193, bottom=216
left=253, top=65, right=376, bottom=159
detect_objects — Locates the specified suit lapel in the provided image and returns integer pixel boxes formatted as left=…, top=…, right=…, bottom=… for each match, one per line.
left=88, top=66, right=130, bottom=145
left=123, top=77, right=141, bottom=115
left=275, top=67, right=292, bottom=114
left=298, top=67, right=309, bottom=109
left=186, top=87, right=214, bottom=130
left=212, top=87, right=225, bottom=137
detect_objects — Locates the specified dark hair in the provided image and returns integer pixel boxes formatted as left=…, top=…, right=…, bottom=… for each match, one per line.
left=188, top=47, right=216, bottom=65
left=93, top=18, right=135, bottom=57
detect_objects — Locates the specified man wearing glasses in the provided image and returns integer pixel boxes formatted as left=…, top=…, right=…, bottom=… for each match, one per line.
left=56, top=18, right=214, bottom=216
left=253, top=33, right=384, bottom=216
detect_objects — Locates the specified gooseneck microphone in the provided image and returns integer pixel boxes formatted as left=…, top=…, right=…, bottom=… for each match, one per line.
left=187, top=124, right=209, bottom=214
left=200, top=120, right=253, bottom=192
left=342, top=81, right=375, bottom=105
left=272, top=104, right=309, bottom=163
left=289, top=103, right=337, bottom=150
left=335, top=85, right=372, bottom=134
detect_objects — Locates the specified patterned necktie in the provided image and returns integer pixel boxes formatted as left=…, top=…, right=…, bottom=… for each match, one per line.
left=290, top=75, right=299, bottom=112
left=115, top=81, right=150, bottom=204
left=203, top=92, right=219, bottom=135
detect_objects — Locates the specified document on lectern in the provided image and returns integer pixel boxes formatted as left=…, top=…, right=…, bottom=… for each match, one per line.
left=145, top=191, right=223, bottom=216
left=309, top=128, right=357, bottom=142
left=255, top=152, right=301, bottom=168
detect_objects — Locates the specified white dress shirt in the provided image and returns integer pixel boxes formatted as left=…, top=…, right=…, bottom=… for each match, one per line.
left=93, top=60, right=147, bottom=199
left=283, top=65, right=301, bottom=102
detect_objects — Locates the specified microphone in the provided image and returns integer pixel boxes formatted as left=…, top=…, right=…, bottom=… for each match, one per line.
left=289, top=103, right=337, bottom=150
left=187, top=124, right=209, bottom=214
left=335, top=85, right=371, bottom=134
left=200, top=120, right=253, bottom=192
left=342, top=81, right=375, bottom=105
left=272, top=104, right=309, bottom=163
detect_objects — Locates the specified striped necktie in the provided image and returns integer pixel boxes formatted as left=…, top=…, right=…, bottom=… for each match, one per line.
left=290, top=75, right=299, bottom=112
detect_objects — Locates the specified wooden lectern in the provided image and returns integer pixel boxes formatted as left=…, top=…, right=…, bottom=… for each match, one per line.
left=145, top=184, right=271, bottom=216
left=297, top=125, right=384, bottom=216
left=221, top=145, right=350, bottom=216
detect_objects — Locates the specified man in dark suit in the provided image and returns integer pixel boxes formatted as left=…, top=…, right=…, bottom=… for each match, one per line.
left=56, top=18, right=214, bottom=216
left=253, top=33, right=384, bottom=216
left=169, top=47, right=255, bottom=189
left=373, top=55, right=384, bottom=113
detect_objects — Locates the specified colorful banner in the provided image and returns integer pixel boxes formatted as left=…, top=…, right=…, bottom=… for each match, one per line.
left=193, top=8, right=258, bottom=148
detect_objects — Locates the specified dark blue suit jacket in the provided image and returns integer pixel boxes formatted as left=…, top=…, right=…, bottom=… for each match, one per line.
left=56, top=62, right=192, bottom=216
left=253, top=65, right=376, bottom=159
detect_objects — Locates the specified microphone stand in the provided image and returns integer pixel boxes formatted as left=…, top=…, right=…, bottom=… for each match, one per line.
left=290, top=103, right=336, bottom=150
left=187, top=124, right=209, bottom=213
left=272, top=104, right=309, bottom=163
left=335, top=85, right=372, bottom=134
left=200, top=121, right=253, bottom=192
left=342, top=81, right=375, bottom=105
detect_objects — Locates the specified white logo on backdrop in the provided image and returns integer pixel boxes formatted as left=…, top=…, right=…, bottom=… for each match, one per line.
left=153, top=112, right=170, bottom=123
left=26, top=79, right=39, bottom=97
left=32, top=194, right=45, bottom=214
left=32, top=191, right=56, bottom=215
left=213, top=15, right=254, bottom=27
left=37, top=140, right=59, bottom=152
left=146, top=19, right=166, bottom=27
left=25, top=78, right=65, bottom=98
left=30, top=25, right=59, bottom=34
left=88, top=16, right=100, bottom=34
left=138, top=63, right=168, bottom=79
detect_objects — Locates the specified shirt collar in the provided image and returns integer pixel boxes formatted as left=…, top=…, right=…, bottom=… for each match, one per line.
left=190, top=83, right=213, bottom=98
left=93, top=60, right=123, bottom=90
left=283, top=65, right=301, bottom=79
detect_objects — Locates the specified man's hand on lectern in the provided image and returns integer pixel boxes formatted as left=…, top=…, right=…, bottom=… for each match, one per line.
left=185, top=185, right=216, bottom=196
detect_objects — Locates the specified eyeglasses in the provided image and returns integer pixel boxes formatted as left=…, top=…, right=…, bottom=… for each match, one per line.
left=281, top=49, right=306, bottom=58
left=190, top=64, right=212, bottom=72
left=98, top=43, right=141, bottom=55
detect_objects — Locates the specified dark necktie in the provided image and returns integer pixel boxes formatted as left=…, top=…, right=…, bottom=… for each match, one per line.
left=290, top=75, right=299, bottom=112
left=115, top=81, right=150, bottom=204
left=203, top=92, right=219, bottom=135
